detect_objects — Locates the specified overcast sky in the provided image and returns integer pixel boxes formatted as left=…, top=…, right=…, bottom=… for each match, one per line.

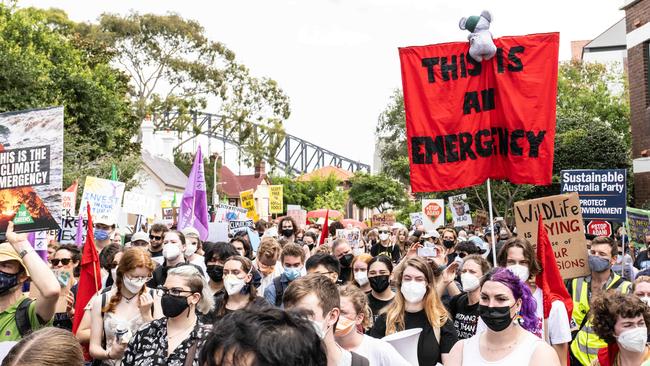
left=23, top=0, right=625, bottom=170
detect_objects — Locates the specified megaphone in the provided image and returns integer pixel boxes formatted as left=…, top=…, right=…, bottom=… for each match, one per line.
left=382, top=327, right=422, bottom=366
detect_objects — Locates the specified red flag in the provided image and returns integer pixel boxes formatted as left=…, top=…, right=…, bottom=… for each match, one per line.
left=535, top=215, right=573, bottom=320
left=319, top=209, right=329, bottom=246
left=72, top=203, right=102, bottom=334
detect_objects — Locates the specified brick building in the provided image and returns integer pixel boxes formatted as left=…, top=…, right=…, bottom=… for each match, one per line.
left=624, top=0, right=650, bottom=206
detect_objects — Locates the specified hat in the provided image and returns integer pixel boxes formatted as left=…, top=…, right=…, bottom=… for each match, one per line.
left=0, top=243, right=29, bottom=277
left=130, top=231, right=150, bottom=244
left=94, top=215, right=115, bottom=227
left=422, top=230, right=440, bottom=239
left=181, top=227, right=200, bottom=239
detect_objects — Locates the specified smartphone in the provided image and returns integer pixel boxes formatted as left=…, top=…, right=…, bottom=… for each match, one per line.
left=417, top=247, right=437, bottom=257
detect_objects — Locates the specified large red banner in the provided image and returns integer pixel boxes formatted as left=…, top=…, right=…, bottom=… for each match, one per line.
left=399, top=32, right=559, bottom=192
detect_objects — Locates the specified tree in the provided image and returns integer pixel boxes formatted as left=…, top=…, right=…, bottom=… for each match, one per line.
left=375, top=90, right=410, bottom=185
left=348, top=173, right=407, bottom=212
left=270, top=175, right=342, bottom=212
left=313, top=189, right=349, bottom=212
left=93, top=12, right=290, bottom=167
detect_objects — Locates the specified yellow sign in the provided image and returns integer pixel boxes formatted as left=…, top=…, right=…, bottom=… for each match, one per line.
left=240, top=189, right=256, bottom=220
left=269, top=185, right=284, bottom=214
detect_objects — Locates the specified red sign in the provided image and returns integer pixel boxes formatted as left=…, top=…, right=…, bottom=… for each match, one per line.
left=586, top=220, right=612, bottom=237
left=424, top=202, right=442, bottom=220
left=399, top=33, right=559, bottom=192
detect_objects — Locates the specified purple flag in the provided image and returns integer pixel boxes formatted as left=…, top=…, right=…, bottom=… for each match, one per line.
left=75, top=213, right=84, bottom=247
left=178, top=145, right=209, bottom=240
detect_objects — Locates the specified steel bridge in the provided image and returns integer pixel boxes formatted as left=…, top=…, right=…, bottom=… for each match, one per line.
left=153, top=110, right=371, bottom=175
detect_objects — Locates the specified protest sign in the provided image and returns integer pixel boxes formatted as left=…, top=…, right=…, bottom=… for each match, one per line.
left=61, top=191, right=76, bottom=217
left=161, top=207, right=178, bottom=226
left=58, top=215, right=88, bottom=245
left=514, top=192, right=588, bottom=279
left=421, top=199, right=445, bottom=230
left=400, top=33, right=559, bottom=192
left=287, top=205, right=307, bottom=226
left=372, top=213, right=396, bottom=228
left=560, top=169, right=626, bottom=222
left=449, top=194, right=472, bottom=227
left=627, top=207, right=650, bottom=247
left=269, top=185, right=284, bottom=214
left=336, top=228, right=361, bottom=248
left=229, top=219, right=254, bottom=234
left=79, top=176, right=125, bottom=222
left=207, top=222, right=229, bottom=243
left=122, top=191, right=158, bottom=218
left=0, top=107, right=64, bottom=235
left=240, top=189, right=257, bottom=220
left=214, top=203, right=248, bottom=222
left=410, top=212, right=425, bottom=227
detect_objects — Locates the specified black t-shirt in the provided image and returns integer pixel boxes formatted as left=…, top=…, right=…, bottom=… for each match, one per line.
left=370, top=243, right=401, bottom=263
left=369, top=309, right=458, bottom=365
left=367, top=293, right=393, bottom=323
left=635, top=250, right=650, bottom=270
left=448, top=293, right=480, bottom=340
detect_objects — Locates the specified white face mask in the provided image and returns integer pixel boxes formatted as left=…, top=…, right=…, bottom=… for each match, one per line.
left=616, top=327, right=648, bottom=353
left=507, top=264, right=530, bottom=282
left=454, top=256, right=464, bottom=265
left=379, top=233, right=389, bottom=241
left=401, top=281, right=427, bottom=303
left=223, top=274, right=247, bottom=295
left=163, top=243, right=181, bottom=261
left=184, top=243, right=197, bottom=257
left=641, top=296, right=650, bottom=306
left=460, top=273, right=480, bottom=292
left=311, top=319, right=328, bottom=340
left=123, top=276, right=146, bottom=294
left=354, top=271, right=369, bottom=286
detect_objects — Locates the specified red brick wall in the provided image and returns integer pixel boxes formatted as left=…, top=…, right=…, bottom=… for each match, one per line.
left=635, top=171, right=650, bottom=207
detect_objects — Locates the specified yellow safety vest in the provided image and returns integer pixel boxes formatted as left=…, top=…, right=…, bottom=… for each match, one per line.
left=569, top=273, right=631, bottom=366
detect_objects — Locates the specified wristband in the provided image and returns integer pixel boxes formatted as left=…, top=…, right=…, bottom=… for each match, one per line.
left=18, top=248, right=33, bottom=259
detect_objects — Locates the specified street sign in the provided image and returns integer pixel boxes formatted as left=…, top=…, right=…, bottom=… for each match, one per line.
left=586, top=220, right=612, bottom=237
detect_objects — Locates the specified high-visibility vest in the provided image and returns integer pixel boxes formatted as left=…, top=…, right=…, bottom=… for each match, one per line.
left=569, top=273, right=631, bottom=366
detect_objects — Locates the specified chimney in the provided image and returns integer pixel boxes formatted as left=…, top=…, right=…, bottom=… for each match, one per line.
left=141, top=116, right=156, bottom=155
left=159, top=131, right=176, bottom=162
left=254, top=161, right=266, bottom=178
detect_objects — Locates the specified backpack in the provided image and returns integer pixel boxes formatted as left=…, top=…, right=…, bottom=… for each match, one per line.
left=15, top=297, right=34, bottom=338
left=273, top=277, right=284, bottom=307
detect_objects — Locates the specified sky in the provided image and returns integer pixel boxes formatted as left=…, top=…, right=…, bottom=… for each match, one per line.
left=22, top=0, right=626, bottom=170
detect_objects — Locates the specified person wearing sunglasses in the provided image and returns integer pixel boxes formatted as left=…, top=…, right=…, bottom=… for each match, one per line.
left=148, top=223, right=169, bottom=266
left=90, top=248, right=158, bottom=365
left=371, top=226, right=401, bottom=263
left=122, top=264, right=214, bottom=366
left=50, top=244, right=81, bottom=331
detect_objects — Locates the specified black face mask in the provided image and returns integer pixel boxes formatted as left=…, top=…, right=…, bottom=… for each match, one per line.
left=339, top=254, right=354, bottom=268
left=281, top=228, right=294, bottom=238
left=0, top=271, right=19, bottom=296
left=479, top=304, right=516, bottom=332
left=369, top=275, right=390, bottom=292
left=161, top=293, right=190, bottom=318
left=443, top=240, right=455, bottom=249
left=206, top=265, right=224, bottom=283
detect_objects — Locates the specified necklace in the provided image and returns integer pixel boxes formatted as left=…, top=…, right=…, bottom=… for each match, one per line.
left=123, top=293, right=137, bottom=303
left=167, top=327, right=192, bottom=340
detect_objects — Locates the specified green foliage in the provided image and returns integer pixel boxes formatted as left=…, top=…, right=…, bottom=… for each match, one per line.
left=313, top=189, right=348, bottom=212
left=270, top=175, right=343, bottom=212
left=375, top=90, right=410, bottom=185
left=348, top=172, right=407, bottom=212
left=395, top=200, right=421, bottom=227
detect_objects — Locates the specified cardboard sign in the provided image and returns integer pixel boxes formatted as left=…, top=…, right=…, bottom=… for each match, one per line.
left=560, top=169, right=626, bottom=221
left=336, top=228, right=361, bottom=248
left=514, top=192, right=588, bottom=279
left=58, top=215, right=88, bottom=245
left=0, top=107, right=64, bottom=235
left=449, top=194, right=472, bottom=227
left=79, top=176, right=125, bottom=222
left=213, top=203, right=248, bottom=222
left=287, top=205, right=307, bottom=226
left=161, top=207, right=179, bottom=226
left=400, top=33, right=559, bottom=192
left=627, top=207, right=650, bottom=247
left=269, top=185, right=283, bottom=214
left=207, top=222, right=229, bottom=243
left=122, top=191, right=158, bottom=218
left=421, top=199, right=445, bottom=230
left=372, top=213, right=396, bottom=228
left=239, top=189, right=256, bottom=220
left=410, top=212, right=425, bottom=227
left=229, top=219, right=254, bottom=234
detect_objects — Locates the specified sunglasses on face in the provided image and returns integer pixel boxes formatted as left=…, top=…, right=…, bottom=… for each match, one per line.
left=149, top=235, right=163, bottom=241
left=379, top=231, right=389, bottom=234
left=50, top=258, right=72, bottom=266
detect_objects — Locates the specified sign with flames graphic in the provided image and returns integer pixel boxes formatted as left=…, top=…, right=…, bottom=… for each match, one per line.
left=0, top=107, right=63, bottom=238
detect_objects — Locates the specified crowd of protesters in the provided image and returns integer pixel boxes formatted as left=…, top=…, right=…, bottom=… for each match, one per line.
left=1, top=213, right=650, bottom=366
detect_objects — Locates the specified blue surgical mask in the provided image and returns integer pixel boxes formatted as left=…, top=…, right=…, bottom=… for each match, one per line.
left=94, top=229, right=110, bottom=241
left=284, top=267, right=301, bottom=281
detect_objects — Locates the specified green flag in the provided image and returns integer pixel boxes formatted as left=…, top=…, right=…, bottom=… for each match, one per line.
left=110, top=164, right=118, bottom=181
left=171, top=192, right=177, bottom=207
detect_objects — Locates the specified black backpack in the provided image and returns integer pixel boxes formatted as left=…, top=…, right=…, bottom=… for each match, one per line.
left=15, top=297, right=34, bottom=338
left=273, top=277, right=284, bottom=307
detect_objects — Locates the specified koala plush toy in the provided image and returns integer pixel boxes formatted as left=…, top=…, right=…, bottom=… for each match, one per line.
left=459, top=10, right=496, bottom=62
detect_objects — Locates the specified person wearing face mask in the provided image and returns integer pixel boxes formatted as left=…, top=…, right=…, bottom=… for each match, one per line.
left=446, top=267, right=560, bottom=366
left=633, top=276, right=650, bottom=307
left=303, top=231, right=318, bottom=252
left=122, top=265, right=214, bottom=366
left=590, top=291, right=650, bottom=366
left=264, top=244, right=305, bottom=307
left=335, top=285, right=410, bottom=365
left=279, top=217, right=298, bottom=244
left=284, top=274, right=370, bottom=366
left=147, top=231, right=204, bottom=290
left=366, top=256, right=395, bottom=324
left=441, top=228, right=460, bottom=264
left=94, top=216, right=116, bottom=252
left=89, top=248, right=157, bottom=365
left=181, top=227, right=206, bottom=275
left=448, top=254, right=491, bottom=340
left=493, top=238, right=572, bottom=365
left=369, top=257, right=458, bottom=365
left=50, top=244, right=81, bottom=331
left=253, top=238, right=283, bottom=294
left=202, top=242, right=239, bottom=320
left=350, top=254, right=372, bottom=294
left=569, top=236, right=632, bottom=366
left=332, top=238, right=355, bottom=285
left=370, top=226, right=401, bottom=263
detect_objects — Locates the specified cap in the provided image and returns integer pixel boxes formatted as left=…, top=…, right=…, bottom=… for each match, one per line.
left=94, top=215, right=115, bottom=227
left=130, top=231, right=150, bottom=244
left=422, top=230, right=440, bottom=239
left=181, top=227, right=200, bottom=239
left=0, top=243, right=29, bottom=277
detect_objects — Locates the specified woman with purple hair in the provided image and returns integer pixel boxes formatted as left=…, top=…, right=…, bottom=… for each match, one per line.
left=445, top=267, right=560, bottom=366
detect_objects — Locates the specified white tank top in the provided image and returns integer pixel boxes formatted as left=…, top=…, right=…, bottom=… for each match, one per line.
left=461, top=330, right=542, bottom=366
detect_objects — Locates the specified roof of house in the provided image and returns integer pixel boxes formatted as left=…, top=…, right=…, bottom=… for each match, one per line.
left=297, top=165, right=354, bottom=182
left=219, top=165, right=267, bottom=197
left=141, top=151, right=188, bottom=190
left=584, top=18, right=626, bottom=51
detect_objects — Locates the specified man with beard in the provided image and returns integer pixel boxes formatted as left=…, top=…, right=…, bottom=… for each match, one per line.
left=147, top=223, right=168, bottom=266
